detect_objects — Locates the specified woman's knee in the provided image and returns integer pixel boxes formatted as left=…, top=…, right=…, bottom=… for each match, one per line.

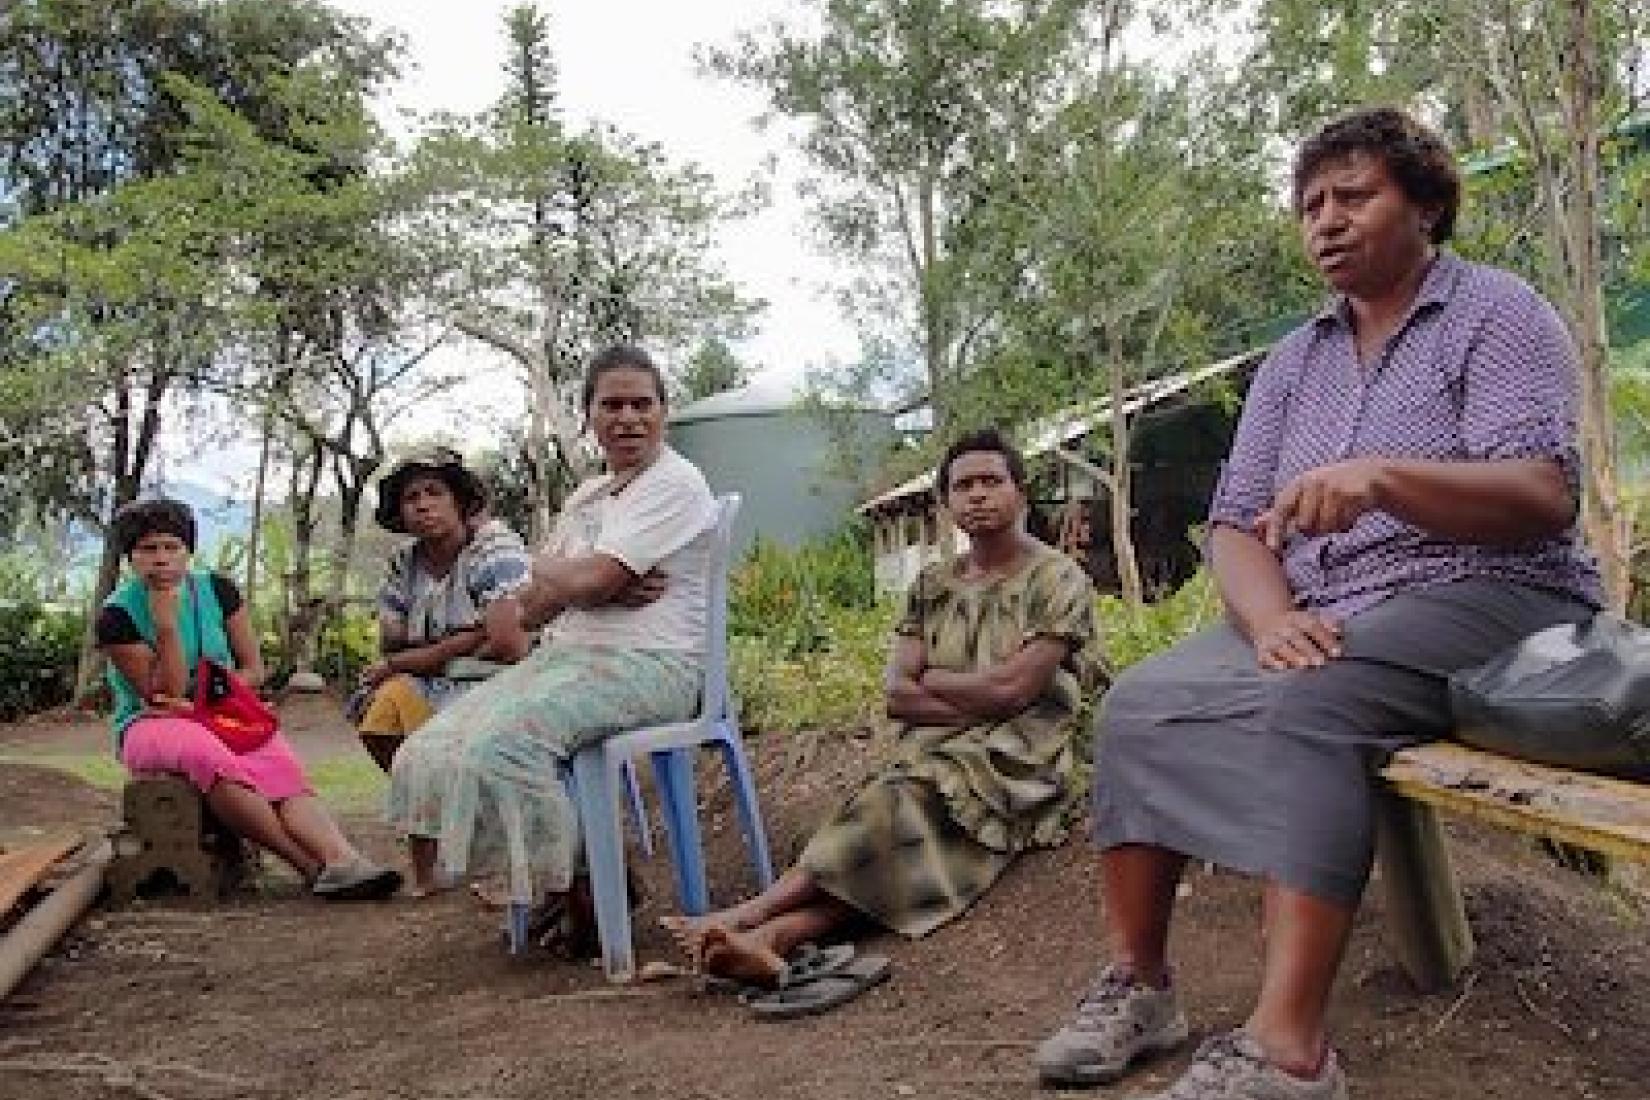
left=1261, top=659, right=1442, bottom=744
left=460, top=726, right=543, bottom=774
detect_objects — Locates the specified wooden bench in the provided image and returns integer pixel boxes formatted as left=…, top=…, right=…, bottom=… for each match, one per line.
left=1374, top=742, right=1650, bottom=991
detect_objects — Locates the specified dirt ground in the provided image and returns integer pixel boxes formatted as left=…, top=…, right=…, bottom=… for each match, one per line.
left=1, top=696, right=1647, bottom=1100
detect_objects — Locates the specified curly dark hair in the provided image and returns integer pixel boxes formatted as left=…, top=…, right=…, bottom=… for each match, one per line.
left=936, top=427, right=1028, bottom=499
left=111, top=497, right=197, bottom=557
left=581, top=343, right=668, bottom=413
left=373, top=447, right=489, bottom=535
left=1292, top=107, right=1461, bottom=244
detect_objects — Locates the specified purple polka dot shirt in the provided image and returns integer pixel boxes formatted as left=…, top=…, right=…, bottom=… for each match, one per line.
left=1209, top=252, right=1602, bottom=618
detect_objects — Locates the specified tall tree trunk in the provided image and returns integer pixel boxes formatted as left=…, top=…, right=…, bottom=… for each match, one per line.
left=245, top=404, right=273, bottom=604
left=1104, top=327, right=1144, bottom=608
left=323, top=454, right=379, bottom=641
left=73, top=364, right=167, bottom=702
left=916, top=169, right=949, bottom=437
left=282, top=438, right=326, bottom=677
left=526, top=352, right=556, bottom=544
left=1563, top=0, right=1630, bottom=609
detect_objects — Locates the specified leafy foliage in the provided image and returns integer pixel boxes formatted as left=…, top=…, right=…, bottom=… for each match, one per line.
left=0, top=591, right=83, bottom=721
left=676, top=336, right=754, bottom=403
left=727, top=526, right=891, bottom=733
left=1095, top=567, right=1221, bottom=673
left=704, top=0, right=1101, bottom=423
left=420, top=4, right=764, bottom=538
left=315, top=604, right=378, bottom=690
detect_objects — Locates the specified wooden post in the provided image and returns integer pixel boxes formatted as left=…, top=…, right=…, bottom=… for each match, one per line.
left=1373, top=790, right=1475, bottom=992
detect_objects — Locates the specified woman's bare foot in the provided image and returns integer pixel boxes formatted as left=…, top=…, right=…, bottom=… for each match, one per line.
left=699, top=925, right=786, bottom=987
left=468, top=879, right=511, bottom=910
left=659, top=914, right=720, bottom=962
left=405, top=878, right=451, bottom=900
left=659, top=901, right=764, bottom=957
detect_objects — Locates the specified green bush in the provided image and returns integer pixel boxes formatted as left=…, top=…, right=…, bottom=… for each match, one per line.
left=0, top=597, right=85, bottom=721
left=726, top=540, right=1221, bottom=735
left=728, top=526, right=891, bottom=734
left=729, top=525, right=879, bottom=657
left=732, top=602, right=894, bottom=734
left=315, top=605, right=378, bottom=688
left=1095, top=568, right=1220, bottom=672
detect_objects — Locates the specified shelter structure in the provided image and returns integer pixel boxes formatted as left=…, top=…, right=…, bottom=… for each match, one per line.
left=858, top=350, right=1264, bottom=596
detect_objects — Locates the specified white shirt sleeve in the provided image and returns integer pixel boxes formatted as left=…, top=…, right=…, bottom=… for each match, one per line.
left=594, top=456, right=714, bottom=576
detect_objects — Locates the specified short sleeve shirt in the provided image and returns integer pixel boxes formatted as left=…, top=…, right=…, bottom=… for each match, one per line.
left=96, top=573, right=242, bottom=645
left=544, top=446, right=717, bottom=652
left=377, top=518, right=532, bottom=644
left=1208, top=252, right=1602, bottom=618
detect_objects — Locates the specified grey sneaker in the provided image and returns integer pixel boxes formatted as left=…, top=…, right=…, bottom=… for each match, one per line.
left=1036, top=966, right=1190, bottom=1087
left=1145, top=1031, right=1348, bottom=1100
left=312, top=858, right=402, bottom=901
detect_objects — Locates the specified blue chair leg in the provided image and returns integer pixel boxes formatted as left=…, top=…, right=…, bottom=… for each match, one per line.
left=651, top=746, right=710, bottom=915
left=622, top=757, right=653, bottom=858
left=716, top=728, right=776, bottom=888
left=572, top=746, right=636, bottom=981
left=505, top=900, right=531, bottom=955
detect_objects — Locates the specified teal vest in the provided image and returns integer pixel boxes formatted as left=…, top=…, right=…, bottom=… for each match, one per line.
left=104, top=571, right=232, bottom=747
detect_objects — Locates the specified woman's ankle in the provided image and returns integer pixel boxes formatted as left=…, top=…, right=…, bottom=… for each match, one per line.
left=1244, top=1019, right=1328, bottom=1080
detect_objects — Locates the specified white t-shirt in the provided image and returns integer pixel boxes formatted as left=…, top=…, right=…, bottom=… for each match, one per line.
left=542, top=446, right=717, bottom=653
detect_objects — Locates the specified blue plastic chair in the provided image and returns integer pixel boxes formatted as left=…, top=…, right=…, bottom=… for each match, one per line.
left=507, top=493, right=775, bottom=979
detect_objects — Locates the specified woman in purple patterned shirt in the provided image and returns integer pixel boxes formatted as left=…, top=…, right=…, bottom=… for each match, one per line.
left=1036, top=108, right=1601, bottom=1100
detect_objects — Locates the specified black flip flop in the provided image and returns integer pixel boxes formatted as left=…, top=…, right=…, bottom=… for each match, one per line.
left=742, top=954, right=892, bottom=1019
left=706, top=942, right=858, bottom=996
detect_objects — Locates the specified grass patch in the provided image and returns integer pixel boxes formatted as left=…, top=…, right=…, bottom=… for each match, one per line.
left=2, top=748, right=388, bottom=815
left=0, top=751, right=125, bottom=790
left=304, top=755, right=389, bottom=815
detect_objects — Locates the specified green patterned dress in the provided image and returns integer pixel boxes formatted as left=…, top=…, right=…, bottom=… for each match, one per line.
left=799, top=544, right=1105, bottom=937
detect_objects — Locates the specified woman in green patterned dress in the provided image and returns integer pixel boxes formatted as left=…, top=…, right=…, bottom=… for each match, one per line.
left=665, top=428, right=1104, bottom=990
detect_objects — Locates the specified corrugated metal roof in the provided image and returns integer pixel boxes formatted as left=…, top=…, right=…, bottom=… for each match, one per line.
left=857, top=349, right=1262, bottom=513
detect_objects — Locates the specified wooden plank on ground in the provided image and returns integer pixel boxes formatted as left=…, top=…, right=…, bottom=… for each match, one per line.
left=0, top=833, right=83, bottom=918
left=1380, top=743, right=1650, bottom=863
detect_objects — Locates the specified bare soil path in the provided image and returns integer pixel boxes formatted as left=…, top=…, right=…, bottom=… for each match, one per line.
left=1, top=700, right=1645, bottom=1100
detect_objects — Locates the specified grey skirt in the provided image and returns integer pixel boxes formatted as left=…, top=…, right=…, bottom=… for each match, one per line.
left=1091, top=578, right=1593, bottom=905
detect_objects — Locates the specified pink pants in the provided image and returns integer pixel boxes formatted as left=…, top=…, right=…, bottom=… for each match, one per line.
left=120, top=716, right=313, bottom=802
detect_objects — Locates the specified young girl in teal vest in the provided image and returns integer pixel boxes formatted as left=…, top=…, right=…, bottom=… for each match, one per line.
left=99, top=497, right=400, bottom=900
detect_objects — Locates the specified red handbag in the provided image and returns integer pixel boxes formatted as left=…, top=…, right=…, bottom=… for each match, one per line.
left=187, top=578, right=277, bottom=754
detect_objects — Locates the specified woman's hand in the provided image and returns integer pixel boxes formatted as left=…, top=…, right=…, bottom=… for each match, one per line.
left=1255, top=459, right=1386, bottom=551
left=146, top=581, right=183, bottom=630
left=143, top=693, right=194, bottom=716
left=359, top=660, right=394, bottom=688
left=613, top=569, right=668, bottom=608
left=1251, top=609, right=1343, bottom=670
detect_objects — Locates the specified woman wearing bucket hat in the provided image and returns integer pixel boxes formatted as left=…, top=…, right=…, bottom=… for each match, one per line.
left=354, top=447, right=533, bottom=772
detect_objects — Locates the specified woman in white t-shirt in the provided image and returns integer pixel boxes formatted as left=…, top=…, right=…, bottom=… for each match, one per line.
left=387, top=346, right=716, bottom=943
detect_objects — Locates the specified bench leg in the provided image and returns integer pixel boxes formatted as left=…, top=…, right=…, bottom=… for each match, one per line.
left=1373, top=791, right=1475, bottom=992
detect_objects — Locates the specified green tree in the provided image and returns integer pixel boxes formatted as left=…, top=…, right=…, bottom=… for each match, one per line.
left=0, top=0, right=402, bottom=692
left=954, top=12, right=1303, bottom=606
left=705, top=0, right=1098, bottom=429
left=426, top=3, right=763, bottom=540
left=676, top=336, right=754, bottom=402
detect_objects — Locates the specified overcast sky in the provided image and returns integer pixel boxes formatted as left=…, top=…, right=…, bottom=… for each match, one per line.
left=167, top=1, right=858, bottom=495
left=336, top=0, right=857, bottom=384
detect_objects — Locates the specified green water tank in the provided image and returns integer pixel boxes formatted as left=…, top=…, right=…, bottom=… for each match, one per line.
left=668, top=380, right=894, bottom=557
